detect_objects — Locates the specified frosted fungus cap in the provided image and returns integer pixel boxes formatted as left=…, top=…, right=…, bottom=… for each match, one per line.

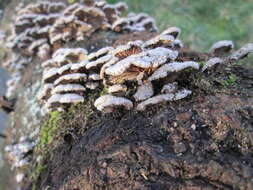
left=94, top=95, right=133, bottom=113
left=136, top=89, right=192, bottom=111
left=210, top=40, right=234, bottom=55
left=202, top=57, right=223, bottom=72
left=149, top=61, right=200, bottom=81
left=161, top=26, right=181, bottom=39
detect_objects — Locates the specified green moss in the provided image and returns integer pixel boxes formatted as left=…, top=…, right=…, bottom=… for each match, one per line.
left=100, top=86, right=109, bottom=96
left=199, top=61, right=206, bottom=68
left=30, top=111, right=62, bottom=189
left=222, top=74, right=238, bottom=87
left=68, top=0, right=76, bottom=3
left=59, top=91, right=100, bottom=134
left=37, top=111, right=61, bottom=155
left=30, top=163, right=47, bottom=190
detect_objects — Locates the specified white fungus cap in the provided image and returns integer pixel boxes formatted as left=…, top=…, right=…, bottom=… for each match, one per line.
left=52, top=48, right=88, bottom=61
left=161, top=82, right=178, bottom=94
left=47, top=93, right=84, bottom=106
left=71, top=61, right=88, bottom=72
left=88, top=73, right=101, bottom=81
left=105, top=47, right=178, bottom=76
left=172, top=39, right=184, bottom=49
left=136, top=89, right=192, bottom=111
left=229, top=43, right=253, bottom=61
left=100, top=57, right=119, bottom=79
left=161, top=26, right=181, bottom=38
left=38, top=83, right=54, bottom=100
left=112, top=12, right=157, bottom=32
left=57, top=63, right=74, bottom=75
left=86, top=54, right=112, bottom=69
left=54, top=73, right=87, bottom=86
left=43, top=67, right=58, bottom=82
left=42, top=59, right=56, bottom=69
left=16, top=173, right=25, bottom=183
left=149, top=61, right=200, bottom=81
left=51, top=84, right=86, bottom=95
left=210, top=40, right=234, bottom=54
left=108, top=84, right=127, bottom=94
left=85, top=82, right=99, bottom=90
left=202, top=57, right=224, bottom=72
left=134, top=82, right=154, bottom=101
left=112, top=40, right=143, bottom=56
left=143, top=34, right=175, bottom=48
left=88, top=46, right=113, bottom=60
left=94, top=95, right=133, bottom=113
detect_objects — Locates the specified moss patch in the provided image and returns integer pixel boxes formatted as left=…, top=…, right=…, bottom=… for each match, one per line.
left=30, top=163, right=47, bottom=190
left=222, top=73, right=238, bottom=87
left=37, top=111, right=61, bottom=156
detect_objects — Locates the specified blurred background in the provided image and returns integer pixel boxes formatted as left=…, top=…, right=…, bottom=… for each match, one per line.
left=109, top=0, right=253, bottom=65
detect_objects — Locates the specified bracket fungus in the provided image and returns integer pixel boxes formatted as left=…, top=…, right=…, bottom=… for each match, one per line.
left=96, top=1, right=128, bottom=24
left=8, top=0, right=154, bottom=59
left=90, top=30, right=197, bottom=112
left=104, top=46, right=178, bottom=81
left=7, top=1, right=66, bottom=57
left=40, top=47, right=109, bottom=111
left=32, top=13, right=253, bottom=113
left=143, top=34, right=175, bottom=49
left=161, top=82, right=178, bottom=94
left=5, top=137, right=36, bottom=171
left=133, top=82, right=154, bottom=102
left=229, top=43, right=253, bottom=61
left=202, top=57, right=224, bottom=72
left=49, top=1, right=155, bottom=46
left=210, top=40, right=234, bottom=56
left=149, top=61, right=200, bottom=81
left=108, top=84, right=128, bottom=94
left=112, top=13, right=157, bottom=32
left=40, top=48, right=89, bottom=110
left=161, top=26, right=181, bottom=39
left=94, top=95, right=133, bottom=113
left=136, top=89, right=192, bottom=111
left=46, top=93, right=84, bottom=110
left=49, top=3, right=107, bottom=45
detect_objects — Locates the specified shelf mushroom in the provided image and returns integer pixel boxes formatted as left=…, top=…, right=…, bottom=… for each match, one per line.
left=210, top=40, right=234, bottom=56
left=8, top=1, right=66, bottom=57
left=94, top=95, right=133, bottom=113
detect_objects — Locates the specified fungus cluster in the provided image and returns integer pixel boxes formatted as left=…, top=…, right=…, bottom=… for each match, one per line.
left=111, top=12, right=157, bottom=32
left=49, top=2, right=110, bottom=46
left=3, top=55, right=32, bottom=98
left=39, top=47, right=111, bottom=111
left=5, top=136, right=36, bottom=183
left=7, top=1, right=157, bottom=59
left=92, top=27, right=198, bottom=112
left=203, top=41, right=253, bottom=72
left=7, top=1, right=66, bottom=59
left=92, top=29, right=253, bottom=112
left=49, top=1, right=157, bottom=46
